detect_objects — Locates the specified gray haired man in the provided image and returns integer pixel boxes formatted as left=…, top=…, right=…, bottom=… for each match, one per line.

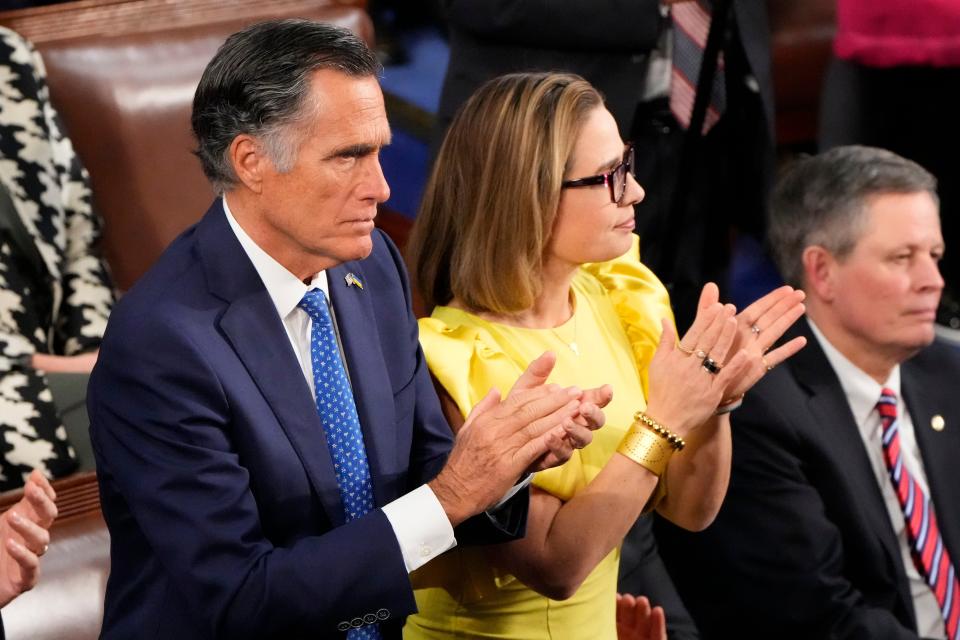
left=658, top=145, right=960, bottom=640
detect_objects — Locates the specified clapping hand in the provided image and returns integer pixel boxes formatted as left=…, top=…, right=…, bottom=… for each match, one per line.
left=0, top=469, right=58, bottom=607
left=643, top=290, right=751, bottom=438
left=710, top=283, right=807, bottom=402
left=521, top=382, right=611, bottom=472
left=430, top=352, right=605, bottom=525
left=512, top=353, right=611, bottom=473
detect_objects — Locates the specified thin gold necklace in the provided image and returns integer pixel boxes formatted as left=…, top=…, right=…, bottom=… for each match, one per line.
left=549, top=298, right=579, bottom=356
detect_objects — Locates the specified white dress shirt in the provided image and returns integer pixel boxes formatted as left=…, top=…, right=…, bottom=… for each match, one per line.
left=223, top=197, right=455, bottom=573
left=810, top=320, right=945, bottom=638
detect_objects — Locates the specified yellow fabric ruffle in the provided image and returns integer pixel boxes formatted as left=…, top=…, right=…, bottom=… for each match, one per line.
left=581, top=235, right=674, bottom=400
left=417, top=320, right=523, bottom=420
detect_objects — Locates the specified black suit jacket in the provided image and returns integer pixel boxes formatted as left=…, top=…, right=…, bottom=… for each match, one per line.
left=657, top=319, right=960, bottom=639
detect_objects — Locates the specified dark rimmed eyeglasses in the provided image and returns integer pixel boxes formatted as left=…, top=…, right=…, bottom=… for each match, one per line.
left=561, top=144, right=636, bottom=205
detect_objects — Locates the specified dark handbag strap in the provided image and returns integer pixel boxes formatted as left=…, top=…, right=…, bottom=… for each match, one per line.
left=0, top=181, right=50, bottom=285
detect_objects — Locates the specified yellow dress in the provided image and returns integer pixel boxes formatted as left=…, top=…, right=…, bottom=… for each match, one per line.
left=404, top=237, right=674, bottom=640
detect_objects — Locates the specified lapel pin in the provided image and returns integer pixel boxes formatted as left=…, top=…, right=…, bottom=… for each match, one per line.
left=931, top=415, right=945, bottom=432
left=344, top=273, right=364, bottom=290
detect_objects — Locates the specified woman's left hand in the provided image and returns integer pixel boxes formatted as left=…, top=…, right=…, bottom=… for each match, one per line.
left=544, top=384, right=612, bottom=462
left=710, top=284, right=807, bottom=403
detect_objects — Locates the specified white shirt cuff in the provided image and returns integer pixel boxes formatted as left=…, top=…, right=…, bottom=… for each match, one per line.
left=382, top=484, right=456, bottom=573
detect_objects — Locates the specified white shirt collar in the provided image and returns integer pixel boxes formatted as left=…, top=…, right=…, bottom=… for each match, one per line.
left=807, top=318, right=902, bottom=428
left=221, top=196, right=329, bottom=318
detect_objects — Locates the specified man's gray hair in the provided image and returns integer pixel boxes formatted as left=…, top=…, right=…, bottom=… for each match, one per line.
left=768, top=145, right=938, bottom=288
left=191, top=19, right=381, bottom=193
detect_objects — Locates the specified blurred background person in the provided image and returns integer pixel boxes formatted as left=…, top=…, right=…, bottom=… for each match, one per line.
left=819, top=0, right=960, bottom=330
left=0, top=26, right=114, bottom=491
left=405, top=71, right=804, bottom=640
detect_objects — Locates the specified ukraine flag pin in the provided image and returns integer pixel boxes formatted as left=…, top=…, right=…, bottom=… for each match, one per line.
left=344, top=272, right=364, bottom=290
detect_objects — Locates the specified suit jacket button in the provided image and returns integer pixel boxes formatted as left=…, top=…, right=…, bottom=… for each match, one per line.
left=337, top=621, right=351, bottom=632
left=363, top=613, right=377, bottom=624
left=377, top=608, right=390, bottom=620
left=932, top=415, right=946, bottom=431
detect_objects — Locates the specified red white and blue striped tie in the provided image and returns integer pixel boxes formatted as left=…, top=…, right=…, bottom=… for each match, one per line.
left=878, top=388, right=959, bottom=640
left=670, top=0, right=726, bottom=134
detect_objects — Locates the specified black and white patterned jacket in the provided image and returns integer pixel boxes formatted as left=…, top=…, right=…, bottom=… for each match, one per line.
left=0, top=26, right=114, bottom=490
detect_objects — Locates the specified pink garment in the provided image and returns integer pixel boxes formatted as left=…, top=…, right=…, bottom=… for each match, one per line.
left=835, top=0, right=960, bottom=67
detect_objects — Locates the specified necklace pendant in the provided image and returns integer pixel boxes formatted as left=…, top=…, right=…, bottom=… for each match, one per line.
left=569, top=341, right=579, bottom=356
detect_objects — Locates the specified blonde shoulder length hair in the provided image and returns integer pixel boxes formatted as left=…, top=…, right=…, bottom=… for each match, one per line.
left=407, top=72, right=603, bottom=314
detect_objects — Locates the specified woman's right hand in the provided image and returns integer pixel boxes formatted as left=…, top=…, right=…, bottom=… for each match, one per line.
left=643, top=284, right=750, bottom=438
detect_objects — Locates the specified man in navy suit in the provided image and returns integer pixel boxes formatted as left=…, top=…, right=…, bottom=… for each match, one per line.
left=87, top=20, right=601, bottom=639
left=657, top=146, right=960, bottom=639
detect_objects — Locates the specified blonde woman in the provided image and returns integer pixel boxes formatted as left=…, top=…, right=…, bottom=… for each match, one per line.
left=404, top=72, right=806, bottom=639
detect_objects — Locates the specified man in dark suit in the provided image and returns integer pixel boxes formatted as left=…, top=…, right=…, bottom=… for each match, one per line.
left=87, top=20, right=601, bottom=640
left=657, top=145, right=960, bottom=639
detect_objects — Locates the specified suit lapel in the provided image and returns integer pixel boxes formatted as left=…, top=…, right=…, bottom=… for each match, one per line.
left=902, top=351, right=960, bottom=566
left=197, top=202, right=346, bottom=526
left=788, top=321, right=915, bottom=616
left=327, top=262, right=395, bottom=506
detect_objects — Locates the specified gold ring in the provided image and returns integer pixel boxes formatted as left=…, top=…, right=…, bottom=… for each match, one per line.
left=677, top=343, right=695, bottom=356
left=40, top=543, right=49, bottom=556
left=750, top=324, right=761, bottom=335
left=762, top=356, right=774, bottom=372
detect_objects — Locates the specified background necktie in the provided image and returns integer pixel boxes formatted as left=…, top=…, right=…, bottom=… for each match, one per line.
left=299, top=289, right=381, bottom=640
left=670, top=0, right=726, bottom=134
left=877, top=389, right=959, bottom=640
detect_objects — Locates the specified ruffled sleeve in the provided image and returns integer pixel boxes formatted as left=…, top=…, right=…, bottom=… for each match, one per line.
left=418, top=316, right=524, bottom=419
left=581, top=235, right=674, bottom=399
left=421, top=313, right=601, bottom=503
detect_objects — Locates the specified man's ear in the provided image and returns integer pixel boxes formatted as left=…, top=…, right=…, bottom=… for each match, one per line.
left=228, top=134, right=269, bottom=193
left=801, top=245, right=838, bottom=302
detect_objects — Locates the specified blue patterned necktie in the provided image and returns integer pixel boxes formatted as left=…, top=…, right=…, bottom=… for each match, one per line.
left=299, top=289, right=381, bottom=640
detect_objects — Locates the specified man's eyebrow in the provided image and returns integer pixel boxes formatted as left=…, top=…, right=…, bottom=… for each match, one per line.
left=325, top=133, right=393, bottom=160
left=326, top=143, right=379, bottom=160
